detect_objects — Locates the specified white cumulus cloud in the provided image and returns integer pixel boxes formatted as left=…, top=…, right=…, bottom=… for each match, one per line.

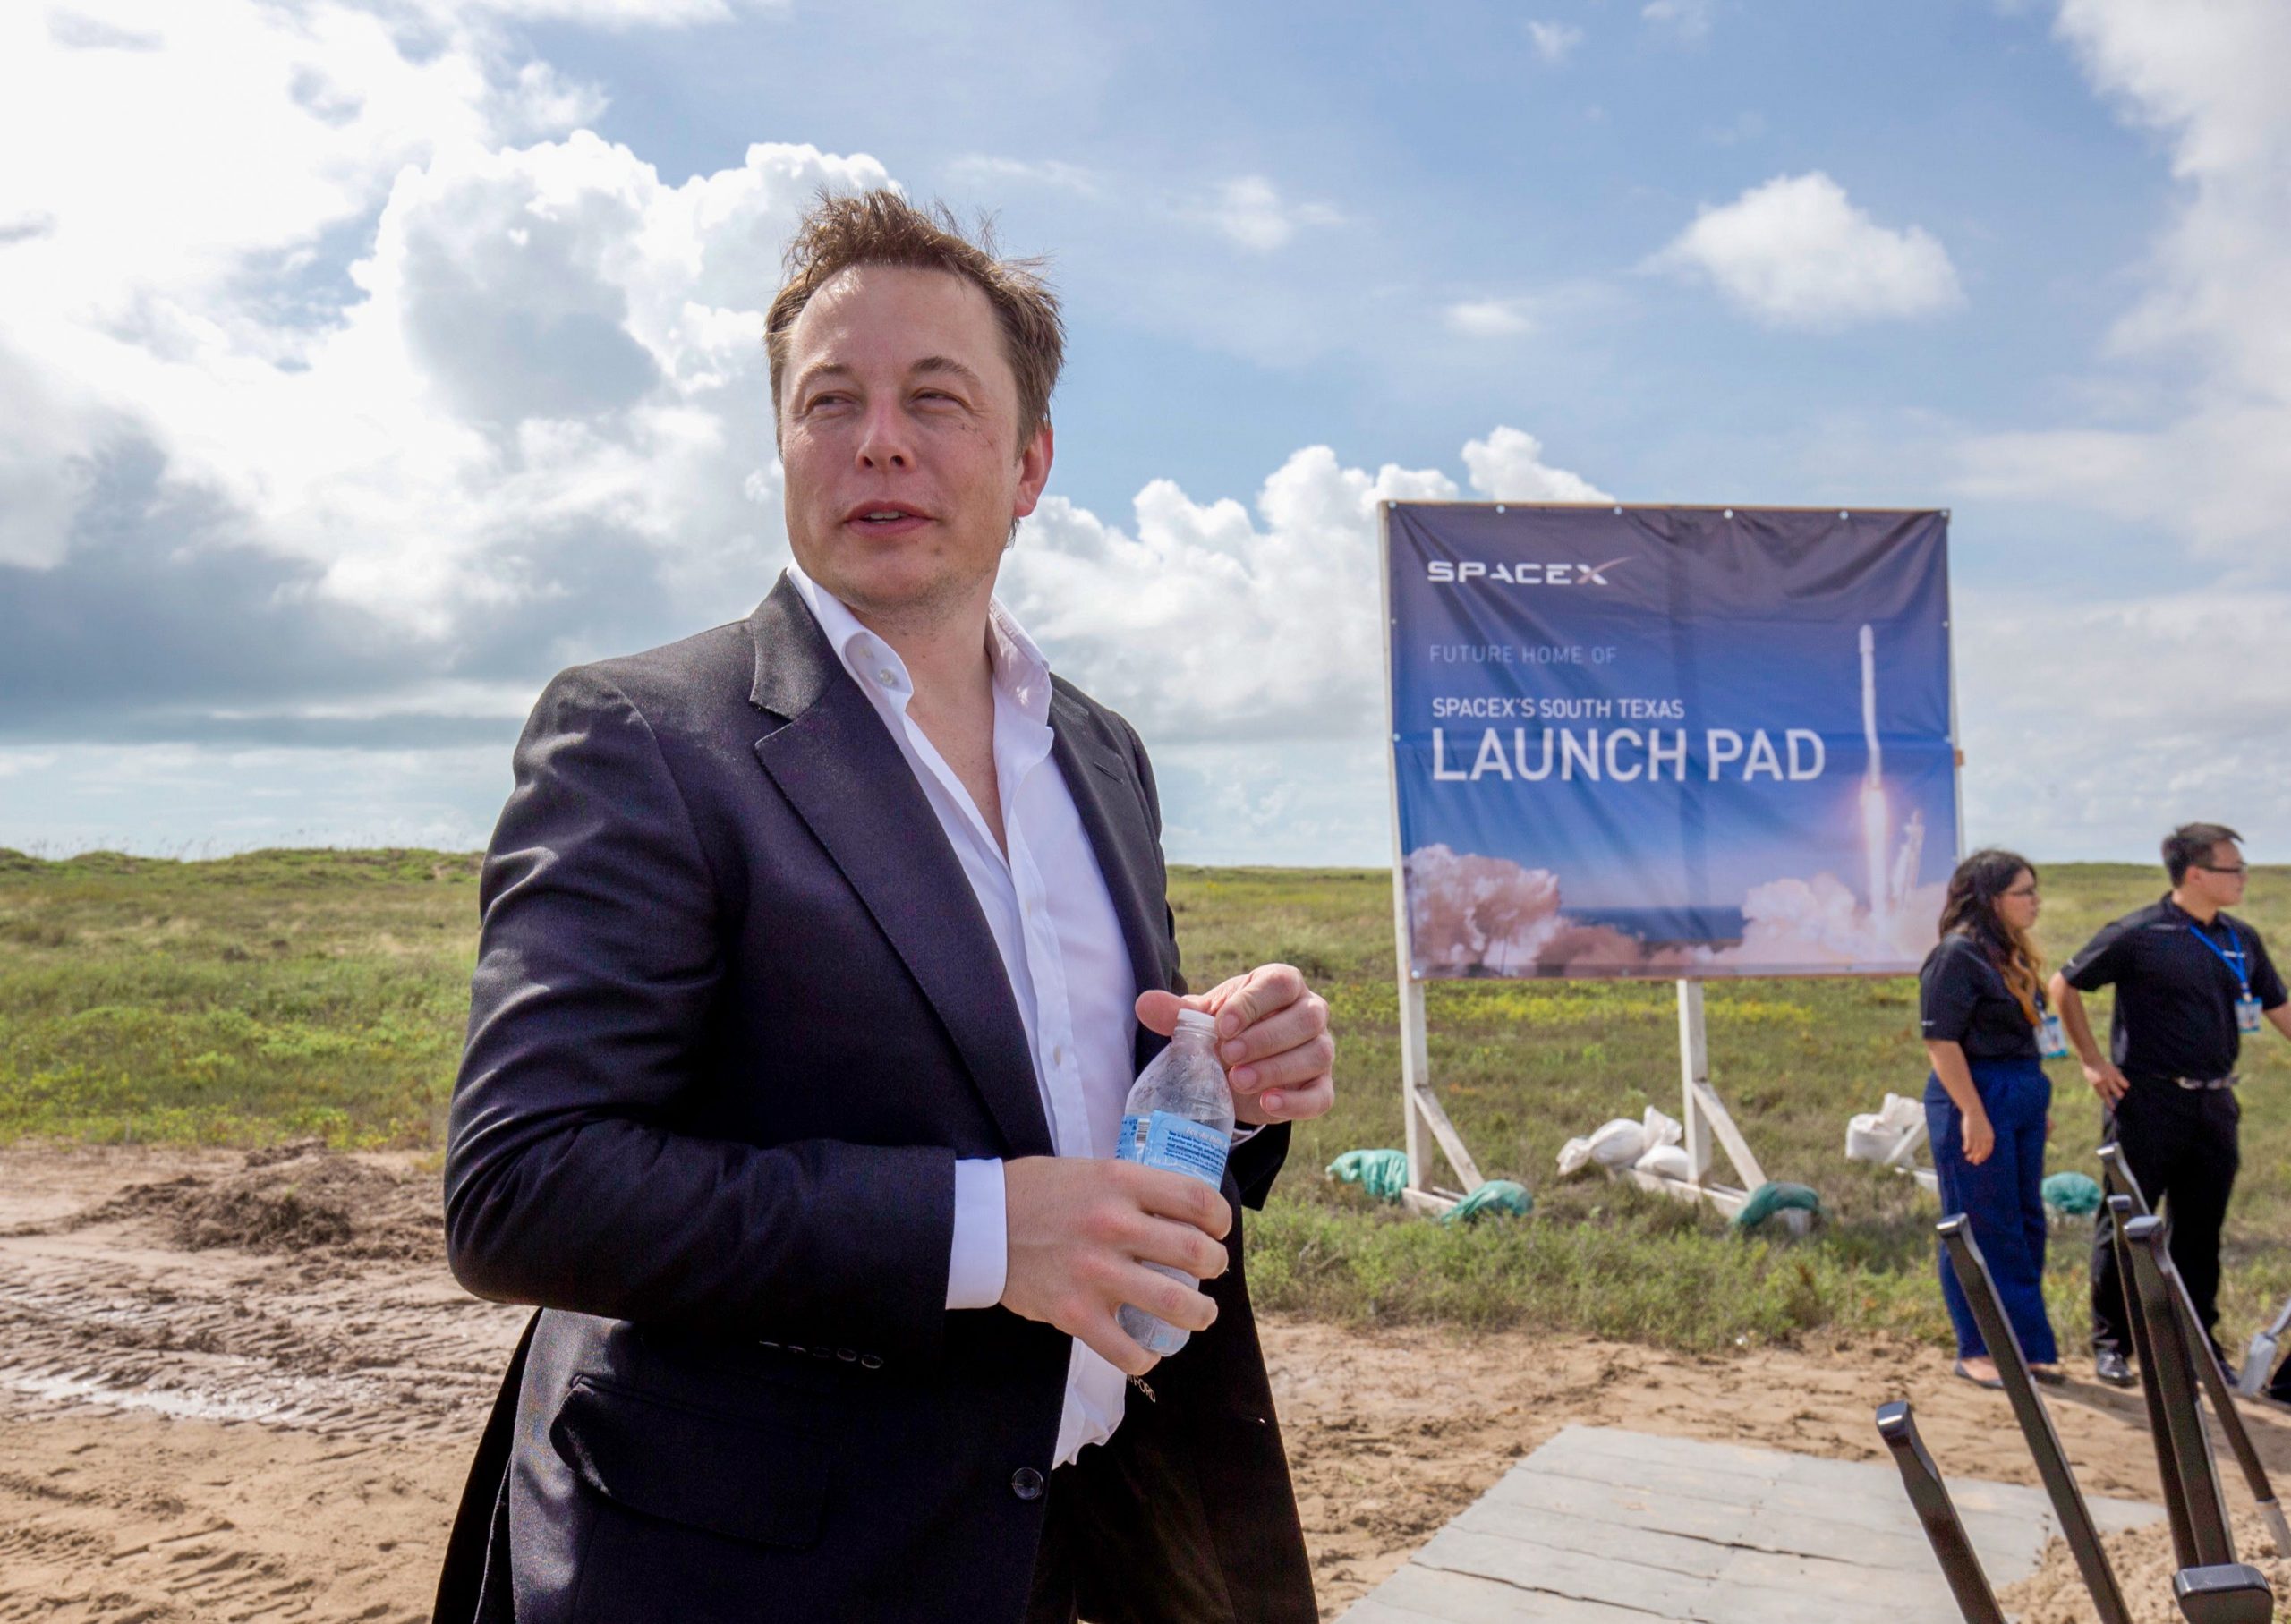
left=1955, top=584, right=2291, bottom=858
left=438, top=0, right=750, bottom=23
left=1933, top=0, right=2291, bottom=867
left=1642, top=0, right=1714, bottom=46
left=1001, top=430, right=1604, bottom=744
left=1527, top=21, right=1583, bottom=63
left=1955, top=0, right=2291, bottom=557
left=1446, top=298, right=1537, bottom=338
left=1461, top=427, right=1614, bottom=503
left=1652, top=172, right=1963, bottom=328
left=1197, top=176, right=1344, bottom=253
left=0, top=0, right=885, bottom=739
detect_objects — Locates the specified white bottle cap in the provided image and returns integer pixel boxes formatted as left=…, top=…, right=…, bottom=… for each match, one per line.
left=1174, top=1009, right=1217, bottom=1033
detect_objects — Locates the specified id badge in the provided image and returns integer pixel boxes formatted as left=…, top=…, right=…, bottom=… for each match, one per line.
left=2237, top=994, right=2264, bottom=1034
left=2038, top=1011, right=2069, bottom=1059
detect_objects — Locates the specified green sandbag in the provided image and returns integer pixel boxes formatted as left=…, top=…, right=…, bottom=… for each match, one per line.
left=1733, top=1180, right=1822, bottom=1231
left=1325, top=1148, right=1410, bottom=1202
left=1442, top=1179, right=1532, bottom=1225
left=2041, top=1170, right=2103, bottom=1216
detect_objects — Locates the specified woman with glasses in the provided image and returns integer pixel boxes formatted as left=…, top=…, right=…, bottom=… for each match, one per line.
left=1920, top=849, right=2064, bottom=1387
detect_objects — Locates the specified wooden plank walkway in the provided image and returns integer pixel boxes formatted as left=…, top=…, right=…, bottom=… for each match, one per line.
left=1338, top=1424, right=2162, bottom=1623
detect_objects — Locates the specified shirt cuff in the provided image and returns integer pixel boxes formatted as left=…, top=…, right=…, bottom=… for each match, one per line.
left=947, top=1157, right=1009, bottom=1311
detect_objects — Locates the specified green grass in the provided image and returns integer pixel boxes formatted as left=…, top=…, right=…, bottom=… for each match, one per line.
left=4, top=846, right=2288, bottom=1355
left=0, top=847, right=480, bottom=1149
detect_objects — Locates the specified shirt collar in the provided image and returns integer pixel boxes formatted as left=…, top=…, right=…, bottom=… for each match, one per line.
left=782, top=562, right=1053, bottom=727
left=2160, top=893, right=2237, bottom=938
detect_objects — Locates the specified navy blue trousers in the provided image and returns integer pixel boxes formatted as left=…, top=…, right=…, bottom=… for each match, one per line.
left=1926, top=1057, right=2058, bottom=1365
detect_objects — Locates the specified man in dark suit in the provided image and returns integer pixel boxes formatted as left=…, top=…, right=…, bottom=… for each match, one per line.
left=435, top=191, right=1333, bottom=1622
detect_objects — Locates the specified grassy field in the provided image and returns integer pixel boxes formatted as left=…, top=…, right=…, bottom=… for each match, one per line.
left=5, top=846, right=2289, bottom=1355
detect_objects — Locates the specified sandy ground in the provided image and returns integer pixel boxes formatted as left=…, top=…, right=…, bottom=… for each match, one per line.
left=2002, top=1509, right=2289, bottom=1624
left=4, top=1144, right=2288, bottom=1622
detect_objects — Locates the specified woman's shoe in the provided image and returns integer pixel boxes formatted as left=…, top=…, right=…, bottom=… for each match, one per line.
left=1953, top=1359, right=2005, bottom=1390
left=2029, top=1364, right=2067, bottom=1386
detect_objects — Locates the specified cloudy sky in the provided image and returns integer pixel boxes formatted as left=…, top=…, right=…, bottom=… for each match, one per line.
left=3, top=0, right=2286, bottom=866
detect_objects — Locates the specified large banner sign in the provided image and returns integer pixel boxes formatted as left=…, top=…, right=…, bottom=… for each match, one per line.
left=1387, top=504, right=1958, bottom=980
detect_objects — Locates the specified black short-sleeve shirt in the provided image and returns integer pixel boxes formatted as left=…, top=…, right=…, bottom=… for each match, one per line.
left=2061, top=896, right=2288, bottom=1081
left=1920, top=932, right=2043, bottom=1061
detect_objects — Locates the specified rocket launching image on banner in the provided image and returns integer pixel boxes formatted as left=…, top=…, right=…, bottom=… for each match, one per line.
left=1387, top=504, right=1958, bottom=981
left=1859, top=622, right=1927, bottom=938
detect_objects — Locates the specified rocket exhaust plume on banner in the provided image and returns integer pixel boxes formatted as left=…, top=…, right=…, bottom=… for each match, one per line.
left=1859, top=624, right=1891, bottom=921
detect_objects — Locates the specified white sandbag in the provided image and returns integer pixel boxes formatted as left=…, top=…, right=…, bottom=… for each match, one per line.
left=1844, top=1115, right=1892, bottom=1162
left=1635, top=1144, right=1693, bottom=1181
left=1585, top=1117, right=1647, bottom=1169
left=1844, top=1092, right=1925, bottom=1163
left=1640, top=1106, right=1683, bottom=1150
left=1557, top=1136, right=1596, bottom=1178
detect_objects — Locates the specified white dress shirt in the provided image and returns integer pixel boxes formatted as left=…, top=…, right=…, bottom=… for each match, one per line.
left=785, top=564, right=1139, bottom=1464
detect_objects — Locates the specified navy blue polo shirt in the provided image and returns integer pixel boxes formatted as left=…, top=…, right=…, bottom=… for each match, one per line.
left=1919, top=932, right=2043, bottom=1061
left=2061, top=895, right=2287, bottom=1081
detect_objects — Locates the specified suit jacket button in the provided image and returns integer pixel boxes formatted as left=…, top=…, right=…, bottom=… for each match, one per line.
left=836, top=1347, right=857, bottom=1361
left=1010, top=1467, right=1045, bottom=1501
left=860, top=1354, right=883, bottom=1370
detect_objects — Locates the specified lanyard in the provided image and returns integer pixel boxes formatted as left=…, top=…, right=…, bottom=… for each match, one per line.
left=2189, top=920, right=2253, bottom=997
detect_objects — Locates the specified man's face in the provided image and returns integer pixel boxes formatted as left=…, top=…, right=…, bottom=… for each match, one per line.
left=778, top=264, right=1052, bottom=625
left=2188, top=841, right=2250, bottom=910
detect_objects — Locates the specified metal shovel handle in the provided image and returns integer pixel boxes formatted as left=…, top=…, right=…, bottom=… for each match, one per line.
left=1937, top=1216, right=2131, bottom=1624
left=2125, top=1214, right=2236, bottom=1569
left=1875, top=1400, right=2007, bottom=1624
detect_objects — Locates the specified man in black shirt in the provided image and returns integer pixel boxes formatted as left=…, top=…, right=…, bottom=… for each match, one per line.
left=2051, top=822, right=2291, bottom=1386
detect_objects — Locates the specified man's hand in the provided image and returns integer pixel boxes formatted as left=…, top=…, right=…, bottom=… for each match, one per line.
left=999, top=1156, right=1231, bottom=1377
left=2084, top=1058, right=2130, bottom=1104
left=1961, top=1108, right=1997, bottom=1166
left=1137, top=964, right=1334, bottom=1127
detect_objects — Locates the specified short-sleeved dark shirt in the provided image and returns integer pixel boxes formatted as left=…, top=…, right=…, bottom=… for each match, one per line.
left=1920, top=932, right=2043, bottom=1060
left=2061, top=895, right=2288, bottom=1081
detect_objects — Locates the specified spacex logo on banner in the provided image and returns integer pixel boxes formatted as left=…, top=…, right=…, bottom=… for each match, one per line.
left=1427, top=557, right=1631, bottom=586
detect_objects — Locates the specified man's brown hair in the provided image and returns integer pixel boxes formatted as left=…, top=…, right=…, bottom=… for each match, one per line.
left=765, top=190, right=1064, bottom=446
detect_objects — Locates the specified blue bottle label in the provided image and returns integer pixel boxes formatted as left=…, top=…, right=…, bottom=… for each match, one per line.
left=1116, top=1110, right=1230, bottom=1188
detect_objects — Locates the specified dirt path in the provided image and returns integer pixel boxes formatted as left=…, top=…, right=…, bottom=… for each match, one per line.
left=5, top=1144, right=2286, bottom=1621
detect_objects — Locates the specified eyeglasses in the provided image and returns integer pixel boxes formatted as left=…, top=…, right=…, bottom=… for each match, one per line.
left=2003, top=886, right=2040, bottom=898
left=2195, top=863, right=2249, bottom=876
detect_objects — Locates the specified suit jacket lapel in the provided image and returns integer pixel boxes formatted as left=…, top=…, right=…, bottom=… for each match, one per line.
left=746, top=578, right=1052, bottom=1159
left=1048, top=686, right=1175, bottom=1016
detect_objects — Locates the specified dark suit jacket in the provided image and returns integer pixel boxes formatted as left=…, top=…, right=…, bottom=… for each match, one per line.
left=439, top=576, right=1314, bottom=1623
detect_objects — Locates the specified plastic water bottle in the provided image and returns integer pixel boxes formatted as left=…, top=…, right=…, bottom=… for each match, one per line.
left=1113, top=1009, right=1234, bottom=1356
